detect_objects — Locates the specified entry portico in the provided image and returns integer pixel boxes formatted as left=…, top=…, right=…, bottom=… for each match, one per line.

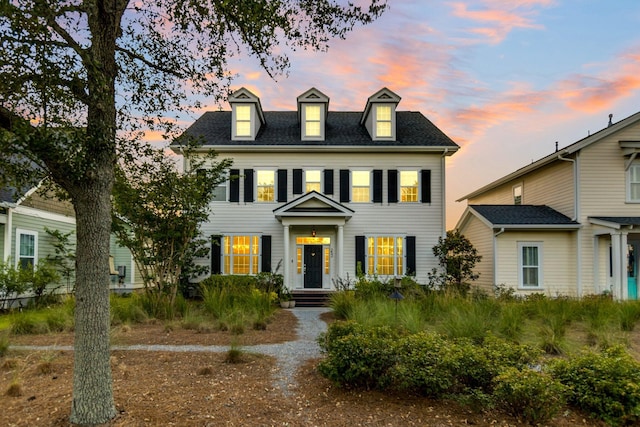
left=274, top=191, right=353, bottom=290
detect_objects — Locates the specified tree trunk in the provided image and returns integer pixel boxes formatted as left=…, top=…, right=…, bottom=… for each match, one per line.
left=69, top=179, right=117, bottom=425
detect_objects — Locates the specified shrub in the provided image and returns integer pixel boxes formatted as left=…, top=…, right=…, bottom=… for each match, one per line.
left=110, top=294, right=148, bottom=325
left=329, top=290, right=356, bottom=320
left=317, top=322, right=398, bottom=389
left=618, top=301, right=640, bottom=332
left=549, top=345, right=640, bottom=426
left=10, top=312, right=48, bottom=335
left=493, top=367, right=567, bottom=425
left=0, top=332, right=9, bottom=357
left=354, top=275, right=394, bottom=299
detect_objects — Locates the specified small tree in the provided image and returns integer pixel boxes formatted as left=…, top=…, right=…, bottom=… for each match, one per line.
left=429, top=230, right=482, bottom=294
left=112, top=143, right=232, bottom=317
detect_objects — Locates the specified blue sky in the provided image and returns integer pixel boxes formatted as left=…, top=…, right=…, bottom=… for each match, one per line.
left=177, top=0, right=640, bottom=228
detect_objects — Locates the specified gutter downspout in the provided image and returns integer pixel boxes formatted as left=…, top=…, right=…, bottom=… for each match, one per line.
left=3, top=207, right=12, bottom=263
left=441, top=149, right=449, bottom=236
left=558, top=153, right=582, bottom=297
left=493, top=227, right=505, bottom=289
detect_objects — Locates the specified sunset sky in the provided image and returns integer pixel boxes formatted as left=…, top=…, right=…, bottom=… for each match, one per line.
left=180, top=0, right=640, bottom=229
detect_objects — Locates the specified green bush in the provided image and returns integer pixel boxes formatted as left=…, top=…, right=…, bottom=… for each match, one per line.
left=354, top=275, right=394, bottom=299
left=0, top=332, right=9, bottom=357
left=329, top=290, right=356, bottom=320
left=493, top=367, right=567, bottom=425
left=10, top=312, right=48, bottom=335
left=549, top=345, right=640, bottom=426
left=110, top=294, right=148, bottom=325
left=317, top=322, right=398, bottom=389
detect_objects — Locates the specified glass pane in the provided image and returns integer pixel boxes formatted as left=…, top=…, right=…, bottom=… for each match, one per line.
left=257, top=170, right=274, bottom=186
left=305, top=105, right=321, bottom=121
left=324, top=248, right=330, bottom=274
left=523, top=267, right=538, bottom=286
left=19, top=234, right=35, bottom=257
left=297, top=248, right=302, bottom=274
left=522, top=246, right=538, bottom=266
left=400, top=171, right=417, bottom=186
left=376, top=122, right=391, bottom=137
left=376, top=106, right=391, bottom=121
left=352, top=171, right=370, bottom=186
left=632, top=183, right=640, bottom=201
left=306, top=122, right=320, bottom=136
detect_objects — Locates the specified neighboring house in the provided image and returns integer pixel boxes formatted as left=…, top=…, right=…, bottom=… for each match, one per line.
left=172, top=87, right=459, bottom=292
left=456, top=111, right=640, bottom=300
left=0, top=180, right=142, bottom=298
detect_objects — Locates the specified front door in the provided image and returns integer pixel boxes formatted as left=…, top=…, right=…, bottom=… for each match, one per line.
left=629, top=243, right=638, bottom=300
left=304, top=245, right=323, bottom=288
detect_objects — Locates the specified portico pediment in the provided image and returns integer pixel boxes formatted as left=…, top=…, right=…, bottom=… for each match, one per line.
left=273, top=191, right=353, bottom=220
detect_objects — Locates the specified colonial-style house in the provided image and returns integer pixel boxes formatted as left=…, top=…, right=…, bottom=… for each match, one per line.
left=456, top=111, right=640, bottom=300
left=173, top=87, right=459, bottom=296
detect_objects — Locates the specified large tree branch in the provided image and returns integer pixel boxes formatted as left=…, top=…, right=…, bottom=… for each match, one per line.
left=115, top=45, right=186, bottom=79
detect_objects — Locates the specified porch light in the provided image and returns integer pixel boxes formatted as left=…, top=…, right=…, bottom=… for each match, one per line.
left=311, top=227, right=316, bottom=237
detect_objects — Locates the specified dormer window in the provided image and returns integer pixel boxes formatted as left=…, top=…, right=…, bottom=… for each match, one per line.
left=229, top=87, right=265, bottom=141
left=361, top=88, right=401, bottom=141
left=297, top=88, right=329, bottom=141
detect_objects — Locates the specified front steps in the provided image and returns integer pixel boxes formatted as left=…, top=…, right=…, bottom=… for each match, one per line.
left=291, top=290, right=333, bottom=307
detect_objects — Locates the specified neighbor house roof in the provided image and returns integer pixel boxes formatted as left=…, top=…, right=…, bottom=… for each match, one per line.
left=173, top=111, right=459, bottom=151
left=461, top=205, right=581, bottom=230
left=457, top=110, right=640, bottom=201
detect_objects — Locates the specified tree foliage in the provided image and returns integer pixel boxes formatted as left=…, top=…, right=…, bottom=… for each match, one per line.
left=112, top=143, right=232, bottom=315
left=0, top=1, right=386, bottom=424
left=429, top=230, right=482, bottom=294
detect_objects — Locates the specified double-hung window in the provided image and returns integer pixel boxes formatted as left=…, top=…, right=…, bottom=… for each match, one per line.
left=223, top=235, right=260, bottom=274
left=16, top=229, right=37, bottom=270
left=376, top=105, right=392, bottom=138
left=305, top=170, right=321, bottom=192
left=235, top=105, right=252, bottom=137
left=352, top=170, right=370, bottom=202
left=628, top=163, right=640, bottom=202
left=400, top=170, right=418, bottom=202
left=256, top=170, right=275, bottom=202
left=519, top=242, right=542, bottom=288
left=367, top=236, right=404, bottom=276
left=304, top=105, right=321, bottom=138
left=513, top=184, right=522, bottom=205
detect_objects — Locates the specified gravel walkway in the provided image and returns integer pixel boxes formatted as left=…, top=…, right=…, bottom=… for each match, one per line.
left=11, top=307, right=330, bottom=395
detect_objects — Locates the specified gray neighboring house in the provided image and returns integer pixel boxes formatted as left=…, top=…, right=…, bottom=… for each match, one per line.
left=172, top=87, right=459, bottom=293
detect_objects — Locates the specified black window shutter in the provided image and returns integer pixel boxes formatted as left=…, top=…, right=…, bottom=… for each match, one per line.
left=406, top=236, right=416, bottom=276
left=277, top=169, right=287, bottom=202
left=293, top=169, right=303, bottom=194
left=373, top=169, right=383, bottom=203
left=388, top=170, right=398, bottom=203
left=244, top=168, right=254, bottom=202
left=340, top=169, right=350, bottom=202
left=211, top=235, right=222, bottom=274
left=323, top=169, right=334, bottom=194
left=261, top=235, right=272, bottom=273
left=355, top=235, right=365, bottom=275
left=229, top=169, right=240, bottom=202
left=421, top=169, right=431, bottom=203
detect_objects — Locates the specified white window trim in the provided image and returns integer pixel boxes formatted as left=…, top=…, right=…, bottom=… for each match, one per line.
left=304, top=169, right=323, bottom=193
left=351, top=169, right=372, bottom=203
left=222, top=234, right=262, bottom=275
left=256, top=169, right=276, bottom=203
left=513, top=183, right=523, bottom=205
left=627, top=162, right=640, bottom=203
left=374, top=104, right=395, bottom=140
left=16, top=228, right=38, bottom=269
left=518, top=242, right=543, bottom=289
left=302, top=104, right=325, bottom=141
left=399, top=169, right=419, bottom=203
left=366, top=235, right=405, bottom=276
left=232, top=104, right=254, bottom=140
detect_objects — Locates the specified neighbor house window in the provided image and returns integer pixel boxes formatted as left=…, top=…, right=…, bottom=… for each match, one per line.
left=400, top=170, right=418, bottom=202
left=235, top=105, right=252, bottom=137
left=305, top=170, right=321, bottom=192
left=376, top=105, right=392, bottom=138
left=628, top=163, right=640, bottom=202
left=304, top=105, right=321, bottom=138
left=223, top=235, right=260, bottom=274
left=352, top=170, right=370, bottom=202
left=519, top=242, right=542, bottom=288
left=16, top=229, right=37, bottom=270
left=256, top=170, right=275, bottom=202
left=513, top=184, right=522, bottom=205
left=367, top=236, right=404, bottom=276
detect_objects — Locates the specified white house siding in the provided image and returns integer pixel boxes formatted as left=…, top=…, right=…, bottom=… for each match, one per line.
left=458, top=214, right=494, bottom=292
left=194, top=150, right=446, bottom=287
left=468, top=161, right=574, bottom=218
left=495, top=230, right=577, bottom=296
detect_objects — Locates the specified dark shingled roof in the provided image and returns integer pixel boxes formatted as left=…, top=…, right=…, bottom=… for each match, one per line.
left=470, top=205, right=580, bottom=226
left=175, top=111, right=459, bottom=148
left=590, top=217, right=640, bottom=226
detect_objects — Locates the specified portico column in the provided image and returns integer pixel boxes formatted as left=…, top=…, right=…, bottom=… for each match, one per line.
left=611, top=232, right=624, bottom=300
left=337, top=225, right=344, bottom=279
left=283, top=225, right=290, bottom=289
left=621, top=231, right=629, bottom=300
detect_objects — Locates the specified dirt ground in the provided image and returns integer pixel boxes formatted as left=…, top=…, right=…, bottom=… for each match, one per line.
left=1, top=310, right=607, bottom=427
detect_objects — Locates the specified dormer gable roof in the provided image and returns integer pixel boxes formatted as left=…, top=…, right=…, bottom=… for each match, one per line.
left=228, top=87, right=265, bottom=126
left=361, top=87, right=401, bottom=125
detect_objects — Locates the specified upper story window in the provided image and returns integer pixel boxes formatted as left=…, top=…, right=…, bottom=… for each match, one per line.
left=400, top=170, right=418, bottom=202
left=305, top=170, right=322, bottom=192
left=304, top=105, right=321, bottom=137
left=628, top=163, right=640, bottom=202
left=518, top=242, right=542, bottom=288
left=16, top=229, right=37, bottom=270
left=376, top=105, right=392, bottom=138
left=352, top=170, right=370, bottom=202
left=257, top=170, right=275, bottom=202
left=513, top=184, right=522, bottom=205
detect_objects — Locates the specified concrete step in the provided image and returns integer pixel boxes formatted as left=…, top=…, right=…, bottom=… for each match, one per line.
left=291, top=290, right=333, bottom=307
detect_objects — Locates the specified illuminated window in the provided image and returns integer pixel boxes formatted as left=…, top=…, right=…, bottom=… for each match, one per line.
left=400, top=171, right=418, bottom=202
left=352, top=171, right=370, bottom=203
left=519, top=242, right=542, bottom=288
left=305, top=105, right=321, bottom=137
left=257, top=170, right=275, bottom=202
left=367, top=236, right=404, bottom=276
left=297, top=247, right=303, bottom=274
left=513, top=185, right=522, bottom=205
left=16, top=229, right=37, bottom=270
left=305, top=170, right=321, bottom=193
left=235, top=105, right=251, bottom=137
left=376, top=105, right=392, bottom=137
left=324, top=248, right=330, bottom=274
left=223, top=235, right=260, bottom=274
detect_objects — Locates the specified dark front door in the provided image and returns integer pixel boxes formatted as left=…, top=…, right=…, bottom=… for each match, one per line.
left=304, top=245, right=323, bottom=288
